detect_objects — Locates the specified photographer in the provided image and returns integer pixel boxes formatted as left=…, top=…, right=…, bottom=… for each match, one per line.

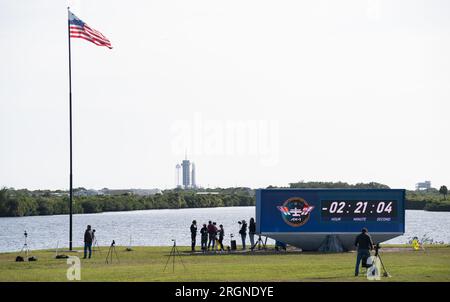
left=190, top=220, right=197, bottom=252
left=218, top=224, right=225, bottom=251
left=200, top=223, right=208, bottom=252
left=207, top=221, right=217, bottom=251
left=249, top=218, right=256, bottom=250
left=213, top=222, right=219, bottom=250
left=354, top=227, right=374, bottom=276
left=238, top=220, right=247, bottom=250
left=83, top=225, right=93, bottom=259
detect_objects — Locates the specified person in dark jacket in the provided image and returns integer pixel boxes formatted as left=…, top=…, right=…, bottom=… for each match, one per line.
left=207, top=221, right=217, bottom=250
left=249, top=218, right=256, bottom=250
left=217, top=224, right=225, bottom=251
left=354, top=227, right=374, bottom=276
left=239, top=220, right=247, bottom=250
left=83, top=225, right=93, bottom=259
left=190, top=220, right=197, bottom=252
left=200, top=224, right=208, bottom=252
left=212, top=222, right=219, bottom=250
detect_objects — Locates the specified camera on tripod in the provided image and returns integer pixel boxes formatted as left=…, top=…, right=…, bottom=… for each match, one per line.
left=374, top=243, right=381, bottom=256
left=105, top=240, right=119, bottom=264
left=16, top=230, right=35, bottom=262
left=164, top=239, right=186, bottom=272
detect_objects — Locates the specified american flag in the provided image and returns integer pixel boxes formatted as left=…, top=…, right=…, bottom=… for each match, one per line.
left=69, top=11, right=112, bottom=49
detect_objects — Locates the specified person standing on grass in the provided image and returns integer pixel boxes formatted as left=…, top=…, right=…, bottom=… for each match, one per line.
left=354, top=227, right=374, bottom=276
left=239, top=220, right=247, bottom=250
left=190, top=220, right=197, bottom=252
left=212, top=222, right=219, bottom=250
left=249, top=218, right=256, bottom=250
left=83, top=225, right=93, bottom=259
left=207, top=221, right=216, bottom=251
left=218, top=224, right=225, bottom=251
left=200, top=223, right=208, bottom=252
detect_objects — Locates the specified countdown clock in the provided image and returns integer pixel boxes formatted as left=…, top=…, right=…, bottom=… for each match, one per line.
left=320, top=200, right=398, bottom=222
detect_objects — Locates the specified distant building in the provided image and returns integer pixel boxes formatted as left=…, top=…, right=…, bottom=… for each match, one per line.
left=74, top=189, right=102, bottom=197
left=191, top=163, right=196, bottom=189
left=98, top=188, right=161, bottom=196
left=416, top=181, right=431, bottom=191
left=175, top=164, right=181, bottom=188
left=130, top=189, right=162, bottom=196
left=176, top=155, right=198, bottom=189
left=182, top=159, right=191, bottom=189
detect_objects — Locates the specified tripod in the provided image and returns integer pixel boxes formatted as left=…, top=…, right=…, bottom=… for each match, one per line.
left=126, top=235, right=133, bottom=251
left=20, top=231, right=30, bottom=258
left=163, top=240, right=186, bottom=272
left=93, top=238, right=101, bottom=254
left=251, top=235, right=267, bottom=251
left=374, top=244, right=391, bottom=277
left=92, top=230, right=101, bottom=254
left=105, top=240, right=119, bottom=264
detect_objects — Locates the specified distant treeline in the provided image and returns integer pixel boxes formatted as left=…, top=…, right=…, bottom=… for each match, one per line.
left=0, top=188, right=254, bottom=217
left=287, top=181, right=450, bottom=212
left=287, top=181, right=390, bottom=189
left=405, top=190, right=450, bottom=211
left=1, top=181, right=449, bottom=217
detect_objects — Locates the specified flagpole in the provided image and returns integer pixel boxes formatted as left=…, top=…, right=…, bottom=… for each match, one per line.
left=67, top=6, right=73, bottom=251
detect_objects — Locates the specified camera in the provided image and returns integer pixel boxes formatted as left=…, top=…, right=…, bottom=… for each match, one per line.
left=374, top=243, right=381, bottom=256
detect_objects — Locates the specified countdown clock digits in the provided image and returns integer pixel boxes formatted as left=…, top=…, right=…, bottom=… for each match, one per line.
left=321, top=200, right=398, bottom=222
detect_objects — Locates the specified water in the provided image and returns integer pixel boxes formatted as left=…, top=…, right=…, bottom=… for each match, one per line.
left=0, top=207, right=448, bottom=253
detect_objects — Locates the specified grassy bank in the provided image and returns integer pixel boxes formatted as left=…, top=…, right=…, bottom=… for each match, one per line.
left=0, top=245, right=449, bottom=282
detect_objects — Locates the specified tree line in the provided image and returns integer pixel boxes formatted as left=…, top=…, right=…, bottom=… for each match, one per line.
left=0, top=188, right=254, bottom=217
left=1, top=181, right=448, bottom=217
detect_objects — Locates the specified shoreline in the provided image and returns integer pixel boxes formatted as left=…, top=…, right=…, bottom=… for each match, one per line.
left=0, top=204, right=449, bottom=219
left=1, top=243, right=449, bottom=255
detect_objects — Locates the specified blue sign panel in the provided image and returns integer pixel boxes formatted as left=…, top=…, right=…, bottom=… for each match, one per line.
left=256, top=189, right=405, bottom=234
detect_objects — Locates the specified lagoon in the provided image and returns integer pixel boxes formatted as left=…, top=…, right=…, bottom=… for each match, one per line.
left=0, top=207, right=448, bottom=253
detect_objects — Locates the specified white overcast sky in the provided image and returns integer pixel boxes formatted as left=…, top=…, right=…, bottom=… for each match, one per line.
left=1, top=0, right=449, bottom=191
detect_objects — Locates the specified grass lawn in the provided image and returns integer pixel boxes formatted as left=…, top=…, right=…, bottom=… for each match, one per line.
left=0, top=245, right=449, bottom=282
